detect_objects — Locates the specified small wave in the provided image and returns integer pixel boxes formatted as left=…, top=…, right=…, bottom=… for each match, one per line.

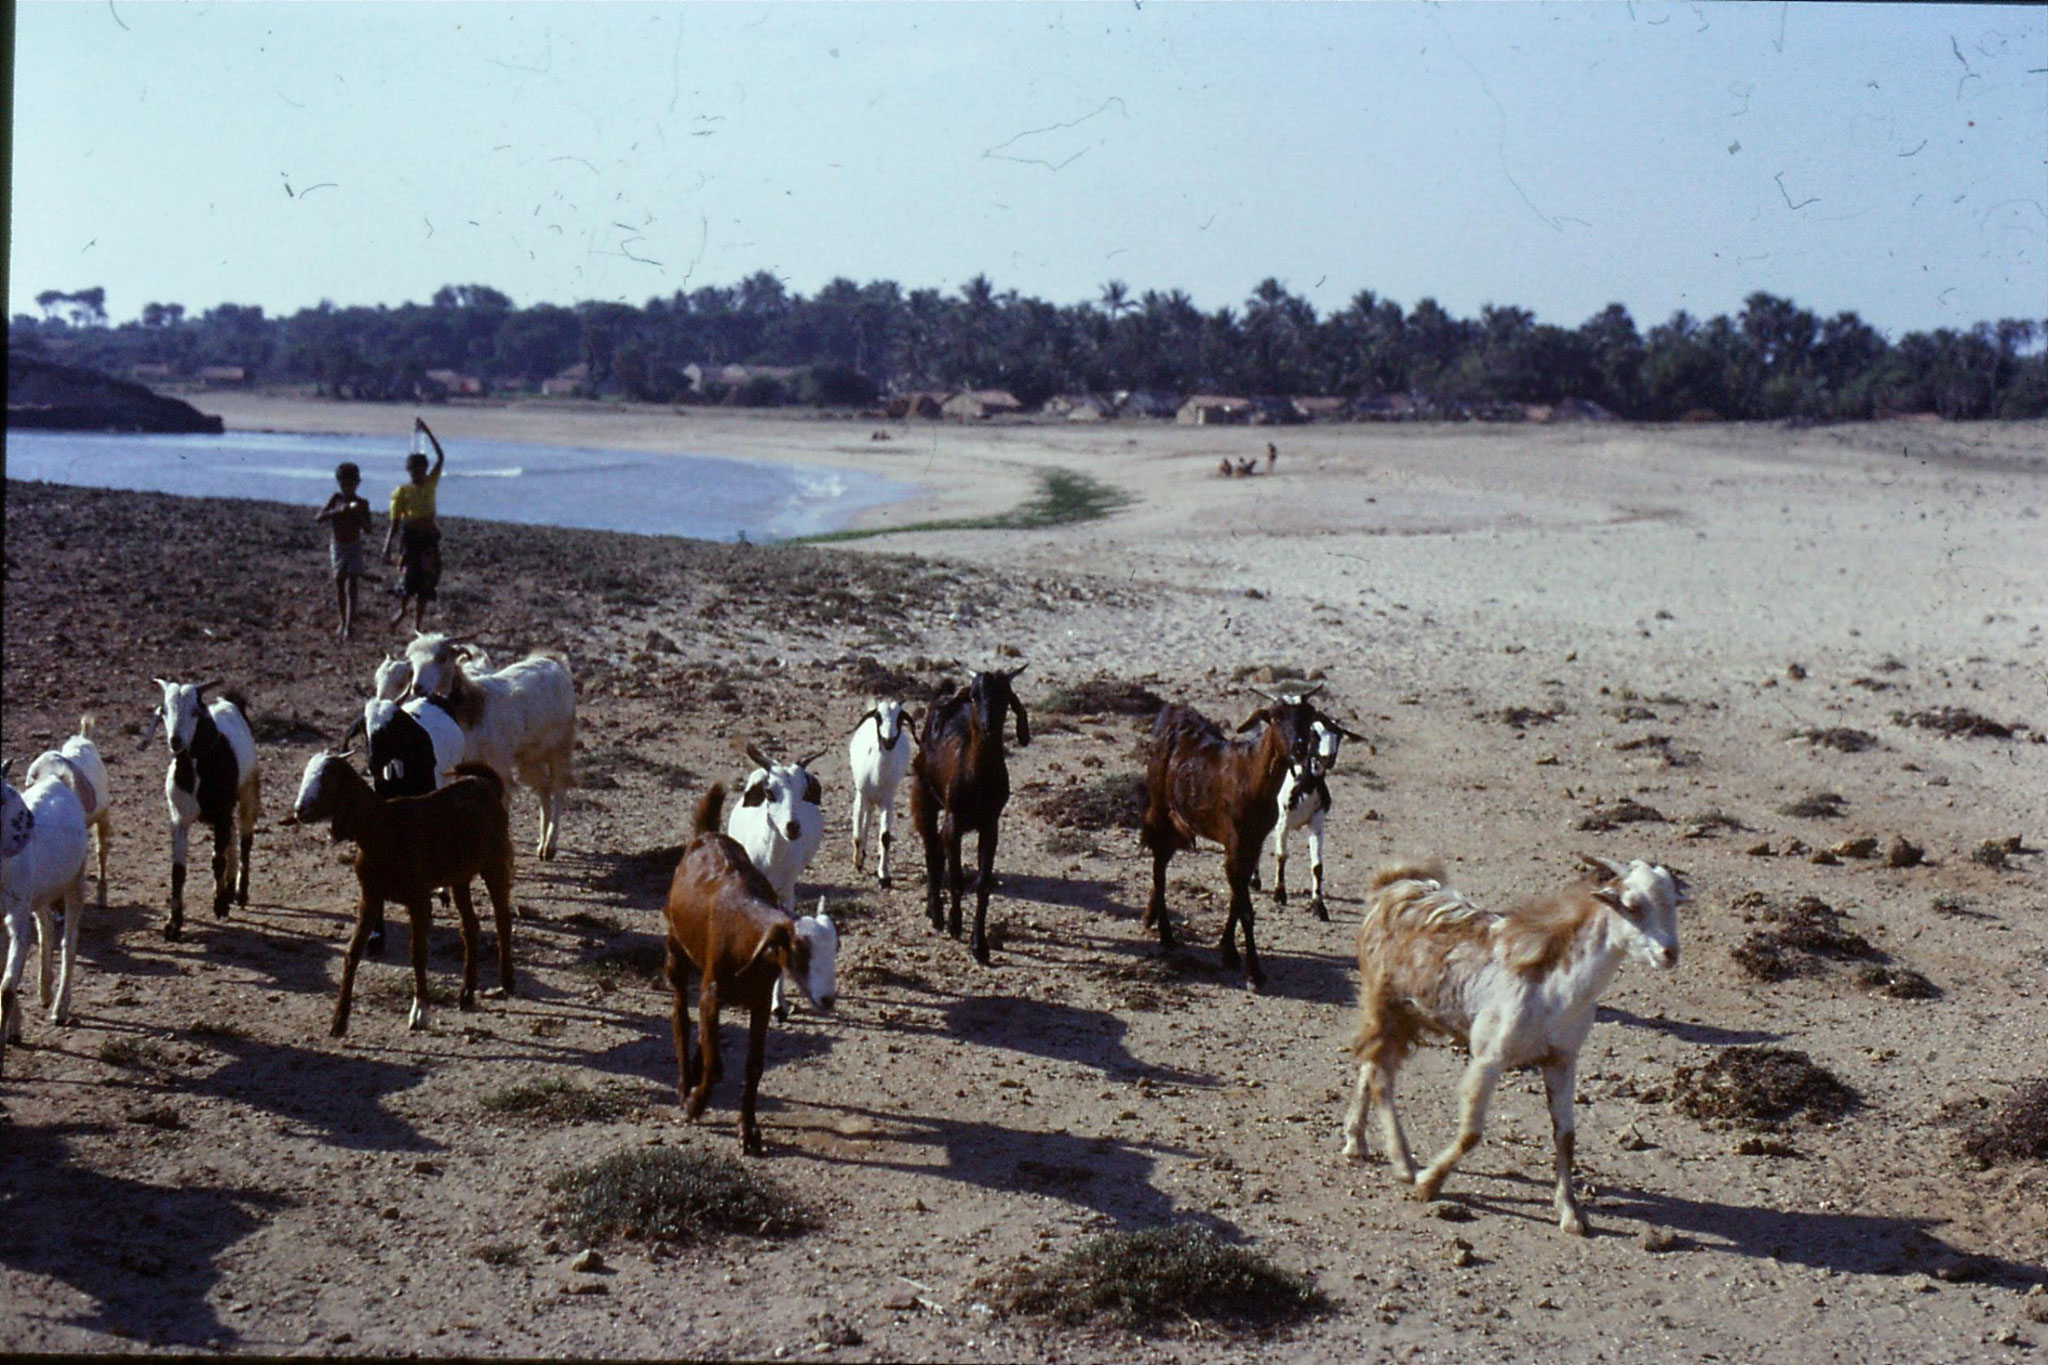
left=446, top=467, right=524, bottom=479
left=244, top=465, right=341, bottom=481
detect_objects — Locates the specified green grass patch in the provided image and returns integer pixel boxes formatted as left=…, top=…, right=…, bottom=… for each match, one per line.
left=791, top=468, right=1131, bottom=544
left=548, top=1147, right=810, bottom=1244
left=480, top=1076, right=638, bottom=1124
left=994, top=1225, right=1323, bottom=1333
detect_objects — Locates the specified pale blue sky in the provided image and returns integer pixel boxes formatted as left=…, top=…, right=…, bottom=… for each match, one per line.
left=10, top=2, right=2043, bottom=335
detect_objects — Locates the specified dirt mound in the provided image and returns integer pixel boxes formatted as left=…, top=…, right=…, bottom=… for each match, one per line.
left=1779, top=791, right=1848, bottom=819
left=1790, top=727, right=1879, bottom=753
left=1892, top=707, right=2019, bottom=740
left=1035, top=771, right=1147, bottom=831
left=1043, top=677, right=1166, bottom=717
left=1958, top=1079, right=2048, bottom=1167
left=1673, top=1047, right=1858, bottom=1128
left=1577, top=798, right=1666, bottom=832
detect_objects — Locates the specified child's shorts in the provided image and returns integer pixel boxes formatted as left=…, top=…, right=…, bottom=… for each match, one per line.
left=330, top=541, right=367, bottom=578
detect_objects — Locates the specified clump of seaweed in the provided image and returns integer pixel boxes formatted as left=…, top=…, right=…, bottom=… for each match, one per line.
left=1674, top=1048, right=1858, bottom=1128
left=992, top=1225, right=1324, bottom=1334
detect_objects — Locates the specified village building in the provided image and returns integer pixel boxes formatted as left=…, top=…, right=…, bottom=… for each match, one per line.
left=1176, top=394, right=1253, bottom=426
left=941, top=389, right=1025, bottom=421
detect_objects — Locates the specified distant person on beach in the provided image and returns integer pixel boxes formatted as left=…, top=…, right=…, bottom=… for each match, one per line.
left=1266, top=441, right=1278, bottom=473
left=382, top=417, right=445, bottom=632
left=315, top=461, right=374, bottom=639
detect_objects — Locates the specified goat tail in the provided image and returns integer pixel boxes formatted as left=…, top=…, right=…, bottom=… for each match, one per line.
left=693, top=783, right=727, bottom=836
left=451, top=762, right=509, bottom=807
left=77, top=714, right=96, bottom=739
left=1368, top=860, right=1445, bottom=893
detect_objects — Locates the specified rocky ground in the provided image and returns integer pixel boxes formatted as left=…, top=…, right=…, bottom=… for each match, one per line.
left=2, top=412, right=2045, bottom=1361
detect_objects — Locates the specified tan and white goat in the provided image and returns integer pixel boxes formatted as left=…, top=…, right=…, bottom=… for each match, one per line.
left=1341, top=855, right=1685, bottom=1235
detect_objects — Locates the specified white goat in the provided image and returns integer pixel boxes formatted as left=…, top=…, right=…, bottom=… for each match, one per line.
left=148, top=679, right=261, bottom=940
left=725, top=742, right=826, bottom=1022
left=375, top=645, right=486, bottom=703
left=1256, top=718, right=1352, bottom=920
left=25, top=716, right=112, bottom=909
left=847, top=699, right=913, bottom=887
left=2, top=769, right=92, bottom=1066
left=404, top=633, right=575, bottom=860
left=1341, top=855, right=1686, bottom=1235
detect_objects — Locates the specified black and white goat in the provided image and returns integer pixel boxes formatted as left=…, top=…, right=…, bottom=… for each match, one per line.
left=847, top=699, right=912, bottom=887
left=341, top=692, right=469, bottom=953
left=725, top=742, right=826, bottom=1022
left=1258, top=716, right=1363, bottom=921
left=146, top=679, right=260, bottom=940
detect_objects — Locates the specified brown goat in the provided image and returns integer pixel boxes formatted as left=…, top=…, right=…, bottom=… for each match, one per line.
left=908, top=668, right=1030, bottom=965
left=1140, top=686, right=1323, bottom=988
left=663, top=785, right=839, bottom=1155
left=286, top=754, right=516, bottom=1038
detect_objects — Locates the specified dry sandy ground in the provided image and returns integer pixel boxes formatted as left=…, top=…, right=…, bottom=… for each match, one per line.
left=3, top=403, right=2046, bottom=1362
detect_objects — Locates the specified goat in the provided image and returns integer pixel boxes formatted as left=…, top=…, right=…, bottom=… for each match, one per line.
left=1341, top=856, right=1686, bottom=1234
left=1257, top=716, right=1363, bottom=921
left=374, top=644, right=487, bottom=702
left=909, top=668, right=1030, bottom=966
left=146, top=679, right=260, bottom=940
left=286, top=752, right=517, bottom=1036
left=404, top=632, right=575, bottom=860
left=25, top=716, right=112, bottom=910
left=725, top=741, right=827, bottom=1022
left=1140, top=686, right=1323, bottom=987
left=663, top=784, right=838, bottom=1154
left=1, top=769, right=91, bottom=1071
left=848, top=700, right=913, bottom=887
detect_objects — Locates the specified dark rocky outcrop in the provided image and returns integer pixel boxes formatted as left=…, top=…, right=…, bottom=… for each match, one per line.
left=7, top=354, right=225, bottom=434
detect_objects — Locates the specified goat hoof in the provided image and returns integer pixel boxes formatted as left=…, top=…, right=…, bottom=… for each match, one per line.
left=1311, top=900, right=1329, bottom=922
left=878, top=874, right=892, bottom=889
left=236, top=888, right=249, bottom=908
left=163, top=923, right=182, bottom=943
left=459, top=995, right=478, bottom=1013
left=972, top=943, right=991, bottom=967
left=1272, top=887, right=1287, bottom=905
left=1559, top=1212, right=1589, bottom=1237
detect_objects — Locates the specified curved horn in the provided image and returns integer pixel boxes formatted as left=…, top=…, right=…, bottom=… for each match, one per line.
left=1002, top=662, right=1029, bottom=679
left=741, top=740, right=774, bottom=771
left=1246, top=685, right=1279, bottom=702
left=340, top=714, right=367, bottom=747
left=135, top=710, right=164, bottom=751
left=1578, top=853, right=1628, bottom=881
left=194, top=679, right=223, bottom=695
left=795, top=747, right=828, bottom=769
left=1296, top=681, right=1325, bottom=700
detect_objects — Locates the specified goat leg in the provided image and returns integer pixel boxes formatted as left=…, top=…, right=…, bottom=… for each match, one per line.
left=969, top=824, right=998, bottom=967
left=667, top=946, right=696, bottom=1100
left=851, top=792, right=868, bottom=874
left=235, top=823, right=253, bottom=907
left=486, top=863, right=516, bottom=998
left=1414, top=1053, right=1504, bottom=1203
left=1306, top=816, right=1328, bottom=921
left=1544, top=1059, right=1589, bottom=1235
left=209, top=819, right=233, bottom=919
left=330, top=900, right=379, bottom=1037
left=740, top=1002, right=770, bottom=1156
left=686, top=985, right=721, bottom=1120
left=878, top=823, right=893, bottom=889
left=405, top=899, right=434, bottom=1031
left=166, top=823, right=189, bottom=940
left=451, top=881, right=482, bottom=1012
left=945, top=828, right=966, bottom=940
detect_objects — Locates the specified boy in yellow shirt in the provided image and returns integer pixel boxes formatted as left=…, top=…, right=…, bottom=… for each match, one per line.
left=382, top=417, right=445, bottom=631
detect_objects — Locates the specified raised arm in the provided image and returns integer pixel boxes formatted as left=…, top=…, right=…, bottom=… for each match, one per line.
left=415, top=417, right=446, bottom=478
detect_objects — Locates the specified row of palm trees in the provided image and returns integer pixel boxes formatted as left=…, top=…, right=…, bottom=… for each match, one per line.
left=14, top=275, right=2045, bottom=421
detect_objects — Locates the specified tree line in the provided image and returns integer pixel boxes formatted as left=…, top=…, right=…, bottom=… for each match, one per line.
left=12, top=275, right=2045, bottom=421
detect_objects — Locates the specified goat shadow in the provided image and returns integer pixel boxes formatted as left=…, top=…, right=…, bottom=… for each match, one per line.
left=1599, top=1188, right=2048, bottom=1289
left=794, top=1098, right=1241, bottom=1238
left=933, top=993, right=1210, bottom=1087
left=0, top=1121, right=288, bottom=1348
left=1597, top=1006, right=1783, bottom=1047
left=169, top=1033, right=441, bottom=1153
left=73, top=898, right=181, bottom=979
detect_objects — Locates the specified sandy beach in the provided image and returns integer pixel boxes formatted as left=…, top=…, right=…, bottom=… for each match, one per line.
left=3, top=402, right=2045, bottom=1361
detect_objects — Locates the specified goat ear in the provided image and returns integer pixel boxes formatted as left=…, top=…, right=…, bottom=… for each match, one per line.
left=802, top=772, right=822, bottom=806
left=1234, top=708, right=1268, bottom=734
left=744, top=920, right=796, bottom=973
left=1010, top=696, right=1031, bottom=747
left=1592, top=886, right=1626, bottom=909
left=1665, top=867, right=1692, bottom=900
left=1331, top=720, right=1366, bottom=741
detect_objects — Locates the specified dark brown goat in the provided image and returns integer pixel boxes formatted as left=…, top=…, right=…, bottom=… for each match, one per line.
left=663, top=784, right=839, bottom=1155
left=1140, top=686, right=1323, bottom=988
left=286, top=754, right=516, bottom=1037
left=908, top=668, right=1030, bottom=965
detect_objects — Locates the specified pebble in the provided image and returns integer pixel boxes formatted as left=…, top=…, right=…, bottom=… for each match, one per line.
left=1425, top=1200, right=1474, bottom=1223
left=1639, top=1226, right=1680, bottom=1253
left=570, top=1248, right=605, bottom=1274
